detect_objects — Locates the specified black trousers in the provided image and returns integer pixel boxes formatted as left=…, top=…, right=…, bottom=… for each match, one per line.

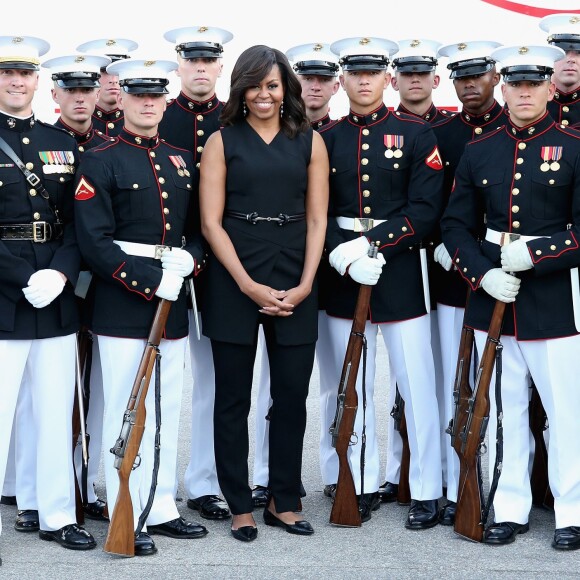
left=211, top=320, right=315, bottom=515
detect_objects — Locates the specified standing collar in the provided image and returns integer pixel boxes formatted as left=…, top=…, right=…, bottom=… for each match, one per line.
left=176, top=91, right=220, bottom=113
left=119, top=127, right=159, bottom=148
left=0, top=110, right=35, bottom=132
left=348, top=103, right=389, bottom=126
left=504, top=111, right=554, bottom=141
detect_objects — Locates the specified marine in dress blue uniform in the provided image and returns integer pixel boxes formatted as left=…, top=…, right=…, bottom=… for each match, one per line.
left=159, top=25, right=233, bottom=521
left=0, top=35, right=96, bottom=557
left=441, top=44, right=580, bottom=550
left=74, top=59, right=208, bottom=556
left=321, top=36, right=445, bottom=527
left=76, top=38, right=138, bottom=137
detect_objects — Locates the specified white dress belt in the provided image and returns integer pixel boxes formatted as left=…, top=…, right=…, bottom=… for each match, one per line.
left=336, top=216, right=387, bottom=233
left=485, top=228, right=546, bottom=245
left=113, top=240, right=176, bottom=259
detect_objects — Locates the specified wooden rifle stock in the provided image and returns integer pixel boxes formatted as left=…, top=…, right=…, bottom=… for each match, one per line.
left=329, top=243, right=379, bottom=527
left=391, top=387, right=411, bottom=505
left=529, top=383, right=554, bottom=509
left=454, top=299, right=505, bottom=542
left=103, top=299, right=172, bottom=557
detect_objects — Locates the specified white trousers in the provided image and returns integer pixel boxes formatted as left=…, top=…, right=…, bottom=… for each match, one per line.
left=98, top=335, right=186, bottom=528
left=328, top=315, right=442, bottom=499
left=474, top=331, right=580, bottom=528
left=183, top=313, right=221, bottom=498
left=0, top=335, right=77, bottom=534
left=2, top=425, right=16, bottom=497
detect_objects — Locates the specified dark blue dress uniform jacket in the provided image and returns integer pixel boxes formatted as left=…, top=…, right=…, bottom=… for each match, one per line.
left=432, top=100, right=509, bottom=308
left=441, top=113, right=580, bottom=340
left=55, top=118, right=113, bottom=153
left=91, top=104, right=124, bottom=137
left=547, top=88, right=580, bottom=129
left=0, top=113, right=80, bottom=339
left=74, top=128, right=204, bottom=339
left=320, top=103, right=444, bottom=323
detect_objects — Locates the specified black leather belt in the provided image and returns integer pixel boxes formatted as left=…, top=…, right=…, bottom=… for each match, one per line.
left=0, top=221, right=63, bottom=242
left=226, top=210, right=306, bottom=226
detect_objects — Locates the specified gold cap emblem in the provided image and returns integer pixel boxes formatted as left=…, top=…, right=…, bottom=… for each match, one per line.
left=410, top=39, right=421, bottom=48
left=198, top=26, right=208, bottom=33
left=518, top=46, right=529, bottom=55
left=360, top=37, right=370, bottom=46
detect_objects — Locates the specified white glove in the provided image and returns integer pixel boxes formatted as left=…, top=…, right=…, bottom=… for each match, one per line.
left=329, top=236, right=371, bottom=276
left=348, top=253, right=386, bottom=286
left=480, top=268, right=520, bottom=303
left=161, top=248, right=195, bottom=277
left=434, top=243, right=452, bottom=271
left=501, top=239, right=533, bottom=272
left=155, top=270, right=184, bottom=301
left=22, top=269, right=66, bottom=308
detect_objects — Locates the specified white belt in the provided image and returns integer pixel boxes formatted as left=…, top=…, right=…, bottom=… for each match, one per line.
left=113, top=240, right=175, bottom=259
left=336, top=216, right=387, bottom=233
left=484, top=229, right=546, bottom=245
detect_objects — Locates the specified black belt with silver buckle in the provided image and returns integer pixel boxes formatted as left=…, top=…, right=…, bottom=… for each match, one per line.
left=225, top=210, right=306, bottom=226
left=0, top=221, right=63, bottom=242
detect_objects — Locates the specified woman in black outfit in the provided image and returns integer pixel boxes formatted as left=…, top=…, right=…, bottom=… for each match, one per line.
left=199, top=45, right=329, bottom=541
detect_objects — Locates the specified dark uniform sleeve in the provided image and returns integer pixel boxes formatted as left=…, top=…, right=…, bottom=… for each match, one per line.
left=74, top=153, right=163, bottom=300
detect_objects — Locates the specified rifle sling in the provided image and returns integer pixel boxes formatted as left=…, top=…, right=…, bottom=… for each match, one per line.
left=80, top=335, right=93, bottom=506
left=482, top=341, right=504, bottom=524
left=135, top=348, right=162, bottom=535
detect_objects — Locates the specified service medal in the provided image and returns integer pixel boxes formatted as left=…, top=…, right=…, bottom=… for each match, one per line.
left=178, top=169, right=184, bottom=177
left=384, top=149, right=394, bottom=159
left=393, top=149, right=403, bottom=158
left=540, top=145, right=562, bottom=174
left=550, top=162, right=560, bottom=171
left=540, top=162, right=550, bottom=172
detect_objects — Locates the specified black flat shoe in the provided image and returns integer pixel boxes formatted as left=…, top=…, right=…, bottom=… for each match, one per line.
left=378, top=481, right=399, bottom=503
left=263, top=508, right=314, bottom=535
left=251, top=486, right=270, bottom=508
left=134, top=532, right=157, bottom=556
left=358, top=492, right=381, bottom=523
left=39, top=524, right=96, bottom=550
left=483, top=521, right=529, bottom=545
left=405, top=499, right=439, bottom=530
left=83, top=498, right=109, bottom=521
left=15, top=510, right=39, bottom=532
left=438, top=501, right=456, bottom=526
left=148, top=516, right=208, bottom=539
left=187, top=495, right=230, bottom=520
left=231, top=526, right=258, bottom=542
left=552, top=526, right=580, bottom=551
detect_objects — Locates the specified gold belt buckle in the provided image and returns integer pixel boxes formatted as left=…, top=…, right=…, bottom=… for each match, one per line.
left=500, top=232, right=521, bottom=247
left=154, top=244, right=169, bottom=259
left=33, top=221, right=48, bottom=243
left=354, top=218, right=374, bottom=233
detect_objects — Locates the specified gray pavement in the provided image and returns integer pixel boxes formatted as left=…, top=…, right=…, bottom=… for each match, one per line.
left=1, top=338, right=579, bottom=579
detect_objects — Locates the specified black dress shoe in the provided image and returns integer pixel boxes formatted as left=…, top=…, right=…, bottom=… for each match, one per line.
left=263, top=508, right=314, bottom=535
left=187, top=495, right=230, bottom=520
left=231, top=526, right=258, bottom=542
left=378, top=481, right=399, bottom=503
left=1, top=495, right=16, bottom=506
left=438, top=501, right=456, bottom=526
left=405, top=499, right=439, bottom=530
left=83, top=498, right=109, bottom=521
left=15, top=510, right=39, bottom=532
left=134, top=532, right=157, bottom=556
left=251, top=485, right=270, bottom=508
left=552, top=526, right=580, bottom=551
left=483, top=521, right=529, bottom=545
left=148, top=516, right=208, bottom=539
left=358, top=492, right=381, bottom=523
left=323, top=484, right=336, bottom=499
left=39, top=524, right=96, bottom=550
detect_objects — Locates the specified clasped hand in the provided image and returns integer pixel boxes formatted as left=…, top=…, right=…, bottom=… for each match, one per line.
left=247, top=282, right=308, bottom=317
left=22, top=269, right=66, bottom=308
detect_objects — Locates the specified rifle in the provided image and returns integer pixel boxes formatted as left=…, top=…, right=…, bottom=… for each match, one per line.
left=454, top=299, right=505, bottom=542
left=328, top=243, right=379, bottom=527
left=390, top=386, right=411, bottom=505
left=103, top=299, right=171, bottom=557
left=529, top=382, right=554, bottom=509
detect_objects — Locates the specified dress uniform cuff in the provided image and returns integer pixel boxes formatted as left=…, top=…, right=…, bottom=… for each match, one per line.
left=527, top=233, right=580, bottom=272
left=375, top=217, right=415, bottom=251
left=112, top=261, right=158, bottom=301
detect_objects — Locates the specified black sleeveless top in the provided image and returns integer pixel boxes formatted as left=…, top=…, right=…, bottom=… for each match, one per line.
left=201, top=121, right=318, bottom=346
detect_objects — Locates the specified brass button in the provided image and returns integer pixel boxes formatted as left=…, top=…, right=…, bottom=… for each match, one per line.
left=550, top=245, right=556, bottom=251
left=25, top=162, right=34, bottom=170
left=535, top=250, right=542, bottom=256
left=22, top=137, right=30, bottom=145
left=0, top=181, right=3, bottom=186
left=402, top=226, right=408, bottom=232
left=514, top=173, right=521, bottom=180
left=394, top=163, right=399, bottom=169
left=159, top=177, right=165, bottom=184
left=512, top=188, right=519, bottom=195
left=566, top=240, right=571, bottom=245
left=361, top=158, right=368, bottom=166
left=155, top=164, right=161, bottom=170
left=33, top=212, right=40, bottom=220
left=187, top=184, right=192, bottom=189
left=59, top=177, right=65, bottom=182
left=362, top=174, right=369, bottom=182
left=162, top=192, right=168, bottom=199
left=133, top=183, right=139, bottom=189
left=196, top=162, right=201, bottom=169
left=131, top=281, right=138, bottom=286
left=563, top=106, right=570, bottom=113
left=475, top=127, right=482, bottom=135
left=150, top=151, right=156, bottom=158
left=362, top=129, right=370, bottom=136
left=197, top=115, right=204, bottom=121
left=29, top=189, right=36, bottom=196
left=471, top=277, right=476, bottom=282
left=516, top=158, right=524, bottom=165
left=518, top=142, right=526, bottom=150
left=482, top=179, right=488, bottom=185
left=121, top=272, right=127, bottom=278
left=145, top=288, right=151, bottom=294
left=107, top=122, right=114, bottom=129
left=165, top=223, right=171, bottom=230
left=332, top=168, right=336, bottom=173
left=363, top=206, right=371, bottom=215
left=463, top=267, right=467, bottom=272
left=512, top=205, right=519, bottom=213
left=79, top=146, right=85, bottom=153
left=197, top=146, right=204, bottom=153
left=363, top=190, right=370, bottom=197
left=549, top=179, right=555, bottom=185
left=197, top=130, right=204, bottom=136
left=362, top=143, right=369, bottom=150
left=388, top=233, right=394, bottom=238
left=512, top=221, right=520, bottom=229
left=164, top=208, right=169, bottom=215
left=562, top=120, right=569, bottom=126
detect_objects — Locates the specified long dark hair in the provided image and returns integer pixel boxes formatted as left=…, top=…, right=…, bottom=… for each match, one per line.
left=220, top=45, right=309, bottom=138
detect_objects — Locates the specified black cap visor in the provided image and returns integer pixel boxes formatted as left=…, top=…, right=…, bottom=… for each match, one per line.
left=547, top=34, right=580, bottom=52
left=393, top=56, right=437, bottom=73
left=294, top=59, right=339, bottom=76
left=177, top=42, right=222, bottom=59
left=120, top=78, right=169, bottom=94
left=340, top=54, right=389, bottom=71
left=501, top=65, right=553, bottom=82
left=448, top=58, right=495, bottom=79
left=53, top=72, right=101, bottom=88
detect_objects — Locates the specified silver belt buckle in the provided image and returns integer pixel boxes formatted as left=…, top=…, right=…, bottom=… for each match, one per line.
left=354, top=218, right=373, bottom=233
left=500, top=232, right=520, bottom=247
left=154, top=244, right=169, bottom=259
left=33, top=221, right=48, bottom=243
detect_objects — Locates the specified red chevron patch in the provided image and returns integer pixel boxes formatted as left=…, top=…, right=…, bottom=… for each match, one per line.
left=426, top=146, right=443, bottom=170
left=75, top=176, right=95, bottom=201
